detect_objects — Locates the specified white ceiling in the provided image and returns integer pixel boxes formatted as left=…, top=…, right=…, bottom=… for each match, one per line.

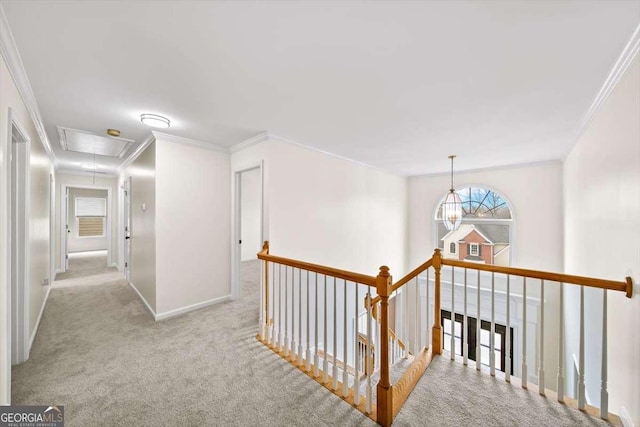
left=2, top=1, right=639, bottom=175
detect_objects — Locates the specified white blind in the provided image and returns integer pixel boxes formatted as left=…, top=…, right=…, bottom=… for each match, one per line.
left=75, top=197, right=106, bottom=217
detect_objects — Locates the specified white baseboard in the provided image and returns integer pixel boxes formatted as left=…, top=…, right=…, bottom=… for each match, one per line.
left=111, top=263, right=120, bottom=272
left=155, top=295, right=232, bottom=321
left=620, top=406, right=635, bottom=427
left=28, top=285, right=51, bottom=353
left=128, top=282, right=156, bottom=318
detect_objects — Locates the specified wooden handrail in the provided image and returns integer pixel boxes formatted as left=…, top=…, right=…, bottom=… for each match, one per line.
left=391, top=258, right=433, bottom=293
left=257, top=244, right=377, bottom=287
left=388, top=329, right=406, bottom=351
left=441, top=259, right=633, bottom=298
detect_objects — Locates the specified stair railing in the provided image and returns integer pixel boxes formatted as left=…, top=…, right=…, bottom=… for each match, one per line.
left=257, top=242, right=633, bottom=426
left=390, top=248, right=633, bottom=425
left=257, top=241, right=380, bottom=419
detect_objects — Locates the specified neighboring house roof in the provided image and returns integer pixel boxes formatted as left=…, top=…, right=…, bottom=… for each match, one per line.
left=442, top=224, right=495, bottom=245
left=473, top=224, right=509, bottom=245
left=441, top=224, right=477, bottom=243
left=438, top=223, right=510, bottom=248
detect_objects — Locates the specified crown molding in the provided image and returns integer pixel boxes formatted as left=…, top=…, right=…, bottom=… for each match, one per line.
left=117, top=133, right=155, bottom=175
left=411, top=159, right=562, bottom=179
left=152, top=131, right=230, bottom=154
left=229, top=131, right=268, bottom=153
left=0, top=5, right=56, bottom=165
left=55, top=169, right=117, bottom=178
left=564, top=23, right=640, bottom=159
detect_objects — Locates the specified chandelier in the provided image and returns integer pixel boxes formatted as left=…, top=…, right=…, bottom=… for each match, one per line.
left=442, top=155, right=462, bottom=231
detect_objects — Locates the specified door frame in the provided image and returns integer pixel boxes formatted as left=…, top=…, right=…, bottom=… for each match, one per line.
left=8, top=109, right=31, bottom=366
left=231, top=161, right=264, bottom=300
left=60, top=183, right=112, bottom=272
left=49, top=173, right=55, bottom=283
left=120, top=177, right=131, bottom=282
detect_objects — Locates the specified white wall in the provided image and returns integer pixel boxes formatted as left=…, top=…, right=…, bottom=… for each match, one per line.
left=155, top=137, right=231, bottom=315
left=27, top=138, right=52, bottom=342
left=240, top=167, right=261, bottom=261
left=0, top=53, right=53, bottom=404
left=120, top=142, right=156, bottom=311
left=66, top=188, right=108, bottom=253
left=564, top=55, right=639, bottom=425
left=407, top=161, right=564, bottom=390
left=54, top=173, right=118, bottom=272
left=231, top=137, right=408, bottom=278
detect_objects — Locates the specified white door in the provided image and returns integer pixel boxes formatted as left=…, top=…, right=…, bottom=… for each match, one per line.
left=123, top=178, right=131, bottom=282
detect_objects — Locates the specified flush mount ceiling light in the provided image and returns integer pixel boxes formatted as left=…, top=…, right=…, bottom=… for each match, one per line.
left=442, top=155, right=463, bottom=231
left=140, top=113, right=170, bottom=128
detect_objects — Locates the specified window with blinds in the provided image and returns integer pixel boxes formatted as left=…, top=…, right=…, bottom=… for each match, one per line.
left=76, top=197, right=106, bottom=237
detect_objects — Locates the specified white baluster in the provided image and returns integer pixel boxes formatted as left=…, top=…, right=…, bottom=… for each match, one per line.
left=278, top=264, right=283, bottom=352
left=366, top=289, right=373, bottom=414
left=490, top=272, right=495, bottom=377
left=285, top=266, right=290, bottom=357
left=291, top=268, right=297, bottom=362
left=314, top=272, right=319, bottom=377
left=403, top=288, right=409, bottom=358
left=268, top=262, right=275, bottom=346
left=354, top=283, right=360, bottom=404
left=506, top=275, right=511, bottom=383
left=451, top=267, right=455, bottom=360
left=557, top=282, right=564, bottom=401
left=375, top=302, right=380, bottom=374
left=522, top=277, right=528, bottom=389
left=476, top=270, right=481, bottom=371
left=333, top=277, right=339, bottom=390
left=390, top=337, right=395, bottom=364
left=539, top=280, right=545, bottom=394
left=323, top=275, right=329, bottom=383
left=601, top=289, right=608, bottom=420
left=259, top=260, right=264, bottom=339
left=578, top=285, right=585, bottom=409
left=343, top=280, right=349, bottom=397
left=298, top=269, right=303, bottom=364
left=426, top=269, right=430, bottom=347
left=306, top=271, right=311, bottom=371
left=463, top=268, right=468, bottom=366
left=415, top=276, right=420, bottom=353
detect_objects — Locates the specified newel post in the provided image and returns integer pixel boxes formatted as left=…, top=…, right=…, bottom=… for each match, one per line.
left=432, top=249, right=443, bottom=355
left=376, top=265, right=393, bottom=427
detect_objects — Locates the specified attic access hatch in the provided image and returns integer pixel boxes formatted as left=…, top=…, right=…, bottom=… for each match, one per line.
left=57, top=126, right=134, bottom=157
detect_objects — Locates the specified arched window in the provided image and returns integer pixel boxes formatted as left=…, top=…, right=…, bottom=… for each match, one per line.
left=435, top=187, right=513, bottom=266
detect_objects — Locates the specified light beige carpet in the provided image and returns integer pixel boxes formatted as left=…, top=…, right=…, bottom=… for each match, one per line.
left=393, top=356, right=608, bottom=426
left=55, top=251, right=117, bottom=286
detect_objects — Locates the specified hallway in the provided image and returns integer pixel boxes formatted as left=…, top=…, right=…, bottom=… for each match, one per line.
left=11, top=261, right=373, bottom=426
left=54, top=251, right=120, bottom=289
